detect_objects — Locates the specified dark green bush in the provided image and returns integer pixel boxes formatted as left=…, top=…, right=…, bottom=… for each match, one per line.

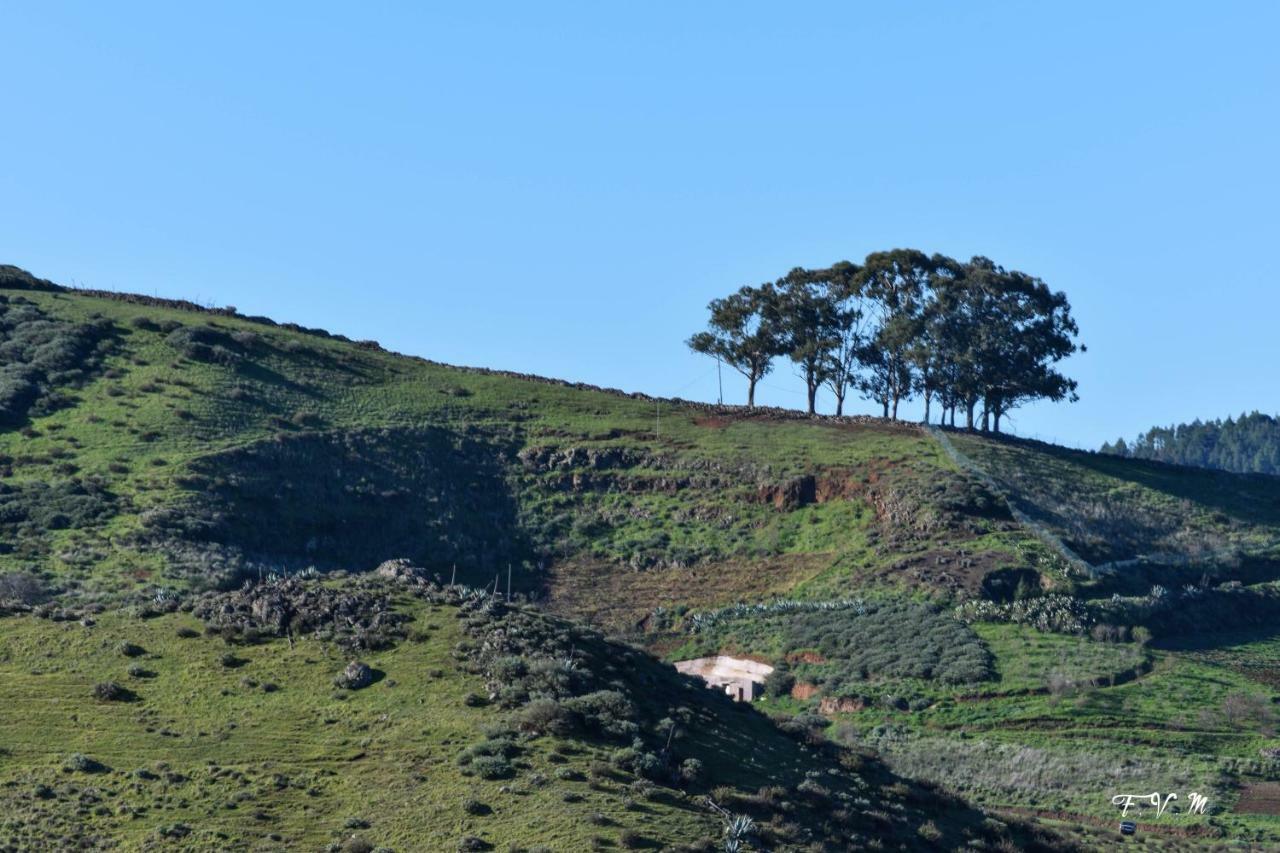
left=470, top=755, right=513, bottom=780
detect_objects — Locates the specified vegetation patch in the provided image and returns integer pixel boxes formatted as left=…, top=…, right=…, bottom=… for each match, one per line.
left=0, top=294, right=115, bottom=426
left=673, top=599, right=994, bottom=701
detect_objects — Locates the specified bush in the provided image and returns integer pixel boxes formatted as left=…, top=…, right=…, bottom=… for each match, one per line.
left=515, top=697, right=573, bottom=735
left=0, top=571, right=46, bottom=604
left=679, top=758, right=705, bottom=784
left=619, top=829, right=644, bottom=849
left=763, top=663, right=796, bottom=698
left=562, top=690, right=637, bottom=737
left=0, top=299, right=114, bottom=425
left=93, top=681, right=134, bottom=702
left=64, top=753, right=108, bottom=773
left=117, top=641, right=146, bottom=658
left=471, top=755, right=514, bottom=780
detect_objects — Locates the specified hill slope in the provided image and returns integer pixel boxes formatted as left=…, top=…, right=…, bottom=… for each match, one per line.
left=8, top=268, right=1280, bottom=847
left=0, top=567, right=1077, bottom=851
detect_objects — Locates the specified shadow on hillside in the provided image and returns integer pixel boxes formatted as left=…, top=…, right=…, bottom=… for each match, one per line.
left=141, top=425, right=535, bottom=589
left=976, top=431, right=1280, bottom=527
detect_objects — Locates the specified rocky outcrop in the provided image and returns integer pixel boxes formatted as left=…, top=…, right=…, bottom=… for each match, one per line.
left=335, top=660, right=374, bottom=690
left=192, top=573, right=414, bottom=651
left=818, top=696, right=866, bottom=715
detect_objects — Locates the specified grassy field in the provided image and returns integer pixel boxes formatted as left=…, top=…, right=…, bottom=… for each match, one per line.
left=0, top=578, right=1081, bottom=852
left=0, top=600, right=728, bottom=850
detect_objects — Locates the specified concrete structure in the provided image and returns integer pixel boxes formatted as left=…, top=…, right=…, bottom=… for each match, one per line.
left=674, top=655, right=773, bottom=702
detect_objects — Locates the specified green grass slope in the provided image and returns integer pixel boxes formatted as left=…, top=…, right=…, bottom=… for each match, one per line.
left=0, top=571, right=1073, bottom=852
left=0, top=278, right=1065, bottom=625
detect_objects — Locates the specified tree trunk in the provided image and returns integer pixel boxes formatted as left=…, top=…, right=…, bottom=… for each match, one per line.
left=923, top=389, right=932, bottom=424
left=834, top=388, right=845, bottom=417
left=891, top=392, right=899, bottom=421
left=882, top=399, right=889, bottom=419
left=993, top=408, right=1002, bottom=434
left=806, top=379, right=817, bottom=415
left=965, top=399, right=976, bottom=430
left=747, top=377, right=757, bottom=408
left=981, top=408, right=990, bottom=432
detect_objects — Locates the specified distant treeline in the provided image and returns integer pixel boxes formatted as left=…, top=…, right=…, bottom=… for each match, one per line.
left=1101, top=412, right=1280, bottom=476
left=688, top=249, right=1082, bottom=432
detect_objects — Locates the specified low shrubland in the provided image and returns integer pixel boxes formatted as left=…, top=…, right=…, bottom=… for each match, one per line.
left=674, top=598, right=995, bottom=702
left=0, top=294, right=115, bottom=426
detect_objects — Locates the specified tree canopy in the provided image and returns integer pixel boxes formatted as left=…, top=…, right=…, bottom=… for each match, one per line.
left=687, top=249, right=1083, bottom=431
left=1102, top=412, right=1280, bottom=475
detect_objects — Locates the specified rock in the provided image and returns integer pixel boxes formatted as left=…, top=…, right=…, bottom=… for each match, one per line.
left=335, top=660, right=373, bottom=690
left=817, top=695, right=865, bottom=715
left=374, top=559, right=425, bottom=582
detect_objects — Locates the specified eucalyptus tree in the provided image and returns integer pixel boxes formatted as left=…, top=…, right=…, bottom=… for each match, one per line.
left=772, top=267, right=839, bottom=415
left=687, top=283, right=782, bottom=408
left=856, top=249, right=934, bottom=420
left=957, top=257, right=1082, bottom=432
left=818, top=261, right=870, bottom=417
left=909, top=255, right=965, bottom=424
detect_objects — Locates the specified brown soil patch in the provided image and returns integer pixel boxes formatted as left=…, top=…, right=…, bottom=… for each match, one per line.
left=786, top=650, right=827, bottom=665
left=791, top=682, right=819, bottom=700
left=754, top=470, right=865, bottom=511
left=544, top=553, right=834, bottom=631
left=692, top=416, right=731, bottom=429
left=1235, top=782, right=1280, bottom=814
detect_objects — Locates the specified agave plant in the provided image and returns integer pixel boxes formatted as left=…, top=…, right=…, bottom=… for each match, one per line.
left=687, top=598, right=867, bottom=633
left=725, top=814, right=755, bottom=841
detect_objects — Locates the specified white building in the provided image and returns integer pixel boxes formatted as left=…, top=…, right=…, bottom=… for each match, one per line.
left=674, top=655, right=774, bottom=702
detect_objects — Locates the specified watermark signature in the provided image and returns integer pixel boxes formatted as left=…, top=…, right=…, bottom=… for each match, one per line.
left=1111, top=792, right=1209, bottom=818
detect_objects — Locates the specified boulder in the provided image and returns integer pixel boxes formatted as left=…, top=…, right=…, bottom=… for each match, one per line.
left=336, top=660, right=374, bottom=690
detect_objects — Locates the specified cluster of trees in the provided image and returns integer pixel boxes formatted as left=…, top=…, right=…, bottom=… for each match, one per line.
left=687, top=249, right=1082, bottom=432
left=1102, top=412, right=1280, bottom=475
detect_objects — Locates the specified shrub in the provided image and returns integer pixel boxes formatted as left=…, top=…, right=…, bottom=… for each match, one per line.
left=679, top=758, right=705, bottom=784
left=64, top=753, right=108, bottom=773
left=471, top=755, right=514, bottom=780
left=619, top=829, right=644, bottom=849
left=516, top=697, right=573, bottom=735
left=93, top=681, right=134, bottom=702
left=117, top=641, right=146, bottom=658
left=0, top=571, right=46, bottom=604
left=763, top=663, right=796, bottom=698
left=562, top=690, right=637, bottom=737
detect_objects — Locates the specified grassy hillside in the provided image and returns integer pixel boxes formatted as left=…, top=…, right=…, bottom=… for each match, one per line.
left=0, top=280, right=1066, bottom=623
left=8, top=269, right=1280, bottom=848
left=0, top=570, right=1075, bottom=852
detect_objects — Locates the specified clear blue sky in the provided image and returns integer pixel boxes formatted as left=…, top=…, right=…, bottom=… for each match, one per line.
left=3, top=3, right=1276, bottom=448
